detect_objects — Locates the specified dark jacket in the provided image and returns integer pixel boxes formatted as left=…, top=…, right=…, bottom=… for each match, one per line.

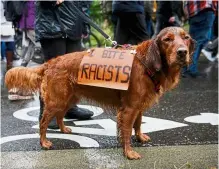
left=35, top=1, right=91, bottom=42
left=156, top=1, right=184, bottom=20
left=112, top=1, right=144, bottom=14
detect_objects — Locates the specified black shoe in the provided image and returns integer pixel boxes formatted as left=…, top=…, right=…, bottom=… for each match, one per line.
left=48, top=118, right=59, bottom=129
left=65, top=106, right=94, bottom=120
left=13, top=54, right=20, bottom=60
left=21, top=61, right=28, bottom=67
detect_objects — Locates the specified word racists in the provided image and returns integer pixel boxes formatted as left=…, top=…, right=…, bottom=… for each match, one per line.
left=78, top=48, right=135, bottom=90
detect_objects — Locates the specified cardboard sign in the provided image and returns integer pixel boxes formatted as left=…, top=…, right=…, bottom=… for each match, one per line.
left=77, top=48, right=135, bottom=90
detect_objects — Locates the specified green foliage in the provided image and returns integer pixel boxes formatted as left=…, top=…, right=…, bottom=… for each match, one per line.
left=90, top=1, right=104, bottom=24
left=89, top=1, right=114, bottom=47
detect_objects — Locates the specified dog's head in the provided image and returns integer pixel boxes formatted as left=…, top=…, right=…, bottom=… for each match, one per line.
left=145, top=27, right=195, bottom=71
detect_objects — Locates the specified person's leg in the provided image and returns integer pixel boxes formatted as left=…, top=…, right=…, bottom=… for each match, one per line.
left=145, top=17, right=154, bottom=38
left=211, top=38, right=218, bottom=56
left=114, top=14, right=130, bottom=45
left=21, top=41, right=35, bottom=67
left=40, top=38, right=66, bottom=62
left=21, top=30, right=37, bottom=66
left=65, top=38, right=94, bottom=119
left=66, top=38, right=82, bottom=53
left=39, top=38, right=67, bottom=128
left=187, top=11, right=215, bottom=77
left=153, top=14, right=166, bottom=37
left=5, top=41, right=15, bottom=70
left=1, top=42, right=6, bottom=60
left=128, top=13, right=149, bottom=44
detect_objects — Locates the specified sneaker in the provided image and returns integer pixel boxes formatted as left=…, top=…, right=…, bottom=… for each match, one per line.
left=8, top=88, right=34, bottom=101
left=201, top=49, right=217, bottom=62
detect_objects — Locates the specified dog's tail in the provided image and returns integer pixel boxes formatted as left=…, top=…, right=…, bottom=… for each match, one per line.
left=5, top=65, right=46, bottom=93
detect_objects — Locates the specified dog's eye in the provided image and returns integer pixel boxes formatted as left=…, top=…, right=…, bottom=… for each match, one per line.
left=163, top=37, right=172, bottom=42
left=184, top=35, right=190, bottom=40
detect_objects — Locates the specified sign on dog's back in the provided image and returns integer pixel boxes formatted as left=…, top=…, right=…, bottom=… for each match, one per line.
left=77, top=48, right=135, bottom=90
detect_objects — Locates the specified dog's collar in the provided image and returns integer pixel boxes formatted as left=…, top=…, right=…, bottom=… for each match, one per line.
left=145, top=69, right=160, bottom=93
left=135, top=53, right=160, bottom=93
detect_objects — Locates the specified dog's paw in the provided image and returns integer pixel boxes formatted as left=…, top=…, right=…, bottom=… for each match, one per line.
left=125, top=150, right=141, bottom=160
left=136, top=133, right=151, bottom=143
left=41, top=139, right=53, bottom=149
left=61, top=126, right=72, bottom=134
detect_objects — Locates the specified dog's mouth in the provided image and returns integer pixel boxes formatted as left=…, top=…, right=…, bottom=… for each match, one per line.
left=176, top=58, right=185, bottom=66
left=177, top=55, right=190, bottom=67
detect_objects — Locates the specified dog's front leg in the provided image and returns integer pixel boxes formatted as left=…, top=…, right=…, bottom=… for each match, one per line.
left=134, top=112, right=151, bottom=143
left=117, top=108, right=141, bottom=160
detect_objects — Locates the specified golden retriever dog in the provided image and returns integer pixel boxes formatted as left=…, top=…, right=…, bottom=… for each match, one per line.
left=5, top=27, right=195, bottom=160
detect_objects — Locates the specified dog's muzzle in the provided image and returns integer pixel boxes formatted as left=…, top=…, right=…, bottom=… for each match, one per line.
left=177, top=47, right=189, bottom=66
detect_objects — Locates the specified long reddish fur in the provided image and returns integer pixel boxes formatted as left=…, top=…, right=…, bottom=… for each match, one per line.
left=5, top=27, right=194, bottom=160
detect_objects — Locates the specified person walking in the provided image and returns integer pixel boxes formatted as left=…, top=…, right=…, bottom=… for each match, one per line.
left=182, top=0, right=218, bottom=78
left=35, top=0, right=93, bottom=129
left=112, top=1, right=149, bottom=45
left=144, top=1, right=154, bottom=38
left=19, top=0, right=41, bottom=67
left=153, top=1, right=184, bottom=37
left=201, top=3, right=218, bottom=62
left=1, top=1, right=34, bottom=100
left=1, top=1, right=15, bottom=71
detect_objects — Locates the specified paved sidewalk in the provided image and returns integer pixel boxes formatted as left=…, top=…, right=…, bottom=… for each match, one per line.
left=1, top=144, right=218, bottom=169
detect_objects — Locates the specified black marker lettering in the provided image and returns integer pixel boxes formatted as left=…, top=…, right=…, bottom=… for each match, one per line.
left=96, top=65, right=103, bottom=80
left=105, top=65, right=114, bottom=81
left=102, top=65, right=107, bottom=80
left=81, top=63, right=90, bottom=79
left=121, top=65, right=131, bottom=83
left=89, top=64, right=97, bottom=80
left=115, top=65, right=122, bottom=82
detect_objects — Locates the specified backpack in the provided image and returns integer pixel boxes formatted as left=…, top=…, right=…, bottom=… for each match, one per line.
left=3, top=1, right=27, bottom=27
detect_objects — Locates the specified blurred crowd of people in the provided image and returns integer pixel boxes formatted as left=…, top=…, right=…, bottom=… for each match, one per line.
left=1, top=1, right=218, bottom=127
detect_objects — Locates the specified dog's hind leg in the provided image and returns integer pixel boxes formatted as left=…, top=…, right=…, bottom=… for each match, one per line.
left=40, top=108, right=55, bottom=149
left=40, top=99, right=74, bottom=149
left=133, top=112, right=151, bottom=143
left=39, top=77, right=76, bottom=149
left=56, top=96, right=79, bottom=134
left=117, top=107, right=141, bottom=160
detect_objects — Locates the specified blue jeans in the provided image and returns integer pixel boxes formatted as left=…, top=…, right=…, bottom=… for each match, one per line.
left=1, top=42, right=6, bottom=59
left=146, top=18, right=154, bottom=38
left=183, top=10, right=215, bottom=74
left=1, top=42, right=14, bottom=60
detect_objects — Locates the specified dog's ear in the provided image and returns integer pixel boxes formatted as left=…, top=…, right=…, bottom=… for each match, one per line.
left=144, top=38, right=162, bottom=72
left=189, top=38, right=196, bottom=56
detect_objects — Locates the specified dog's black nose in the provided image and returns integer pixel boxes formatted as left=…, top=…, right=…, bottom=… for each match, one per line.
left=177, top=48, right=188, bottom=58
